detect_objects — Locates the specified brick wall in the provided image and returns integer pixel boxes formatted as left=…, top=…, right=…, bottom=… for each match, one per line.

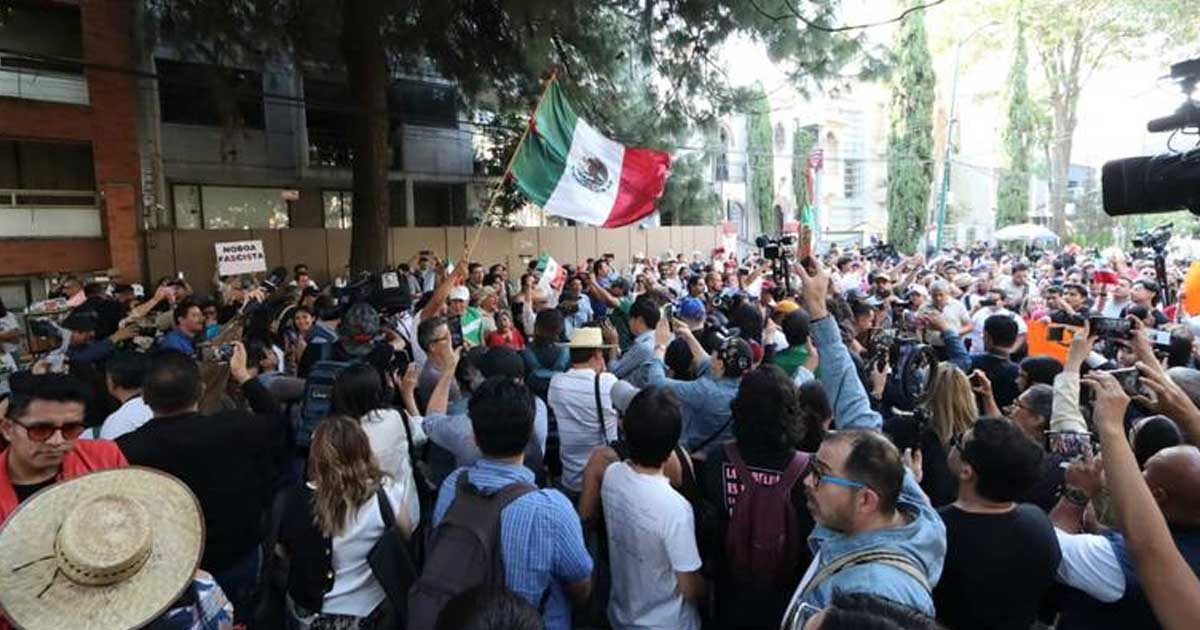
left=0, top=0, right=143, bottom=281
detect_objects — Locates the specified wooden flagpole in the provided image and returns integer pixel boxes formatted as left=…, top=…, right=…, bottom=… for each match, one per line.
left=462, top=68, right=560, bottom=262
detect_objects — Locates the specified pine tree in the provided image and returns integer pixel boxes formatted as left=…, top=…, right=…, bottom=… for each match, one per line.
left=997, top=15, right=1033, bottom=228
left=885, top=3, right=936, bottom=252
left=746, top=83, right=776, bottom=234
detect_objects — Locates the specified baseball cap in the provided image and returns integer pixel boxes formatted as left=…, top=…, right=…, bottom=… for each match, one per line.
left=678, top=297, right=706, bottom=322
left=338, top=302, right=381, bottom=347
left=449, top=286, right=470, bottom=302
left=775, top=299, right=801, bottom=315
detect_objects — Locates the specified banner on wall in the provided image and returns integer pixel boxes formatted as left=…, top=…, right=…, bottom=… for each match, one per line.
left=214, top=240, right=267, bottom=276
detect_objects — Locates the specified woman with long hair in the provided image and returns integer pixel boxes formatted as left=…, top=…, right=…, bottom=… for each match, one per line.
left=918, top=362, right=979, bottom=507
left=278, top=416, right=413, bottom=628
left=331, top=363, right=425, bottom=528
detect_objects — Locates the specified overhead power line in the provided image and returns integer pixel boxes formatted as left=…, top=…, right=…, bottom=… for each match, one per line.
left=746, top=0, right=949, bottom=33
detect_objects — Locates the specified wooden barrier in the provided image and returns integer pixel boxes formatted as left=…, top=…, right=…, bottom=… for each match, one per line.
left=146, top=224, right=722, bottom=292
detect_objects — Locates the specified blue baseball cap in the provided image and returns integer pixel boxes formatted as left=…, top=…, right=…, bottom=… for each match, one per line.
left=678, top=297, right=706, bottom=321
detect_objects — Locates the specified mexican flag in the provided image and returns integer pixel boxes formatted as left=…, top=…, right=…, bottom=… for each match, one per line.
left=536, top=254, right=566, bottom=292
left=511, top=79, right=671, bottom=227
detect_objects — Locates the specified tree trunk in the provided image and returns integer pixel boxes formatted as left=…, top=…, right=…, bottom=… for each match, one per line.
left=341, top=0, right=390, bottom=274
left=1048, top=93, right=1077, bottom=238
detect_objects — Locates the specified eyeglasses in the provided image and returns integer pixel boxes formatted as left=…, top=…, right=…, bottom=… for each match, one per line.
left=806, top=463, right=869, bottom=491
left=12, top=419, right=86, bottom=442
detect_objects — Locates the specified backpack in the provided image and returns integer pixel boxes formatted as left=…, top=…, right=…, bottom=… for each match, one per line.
left=723, top=441, right=809, bottom=589
left=406, top=473, right=536, bottom=630
left=296, top=343, right=353, bottom=448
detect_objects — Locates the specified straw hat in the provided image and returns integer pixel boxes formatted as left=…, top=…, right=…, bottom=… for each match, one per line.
left=0, top=467, right=204, bottom=630
left=561, top=326, right=615, bottom=349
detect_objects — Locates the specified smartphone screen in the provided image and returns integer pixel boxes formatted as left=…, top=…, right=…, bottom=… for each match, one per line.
left=1046, top=431, right=1095, bottom=462
left=447, top=315, right=464, bottom=348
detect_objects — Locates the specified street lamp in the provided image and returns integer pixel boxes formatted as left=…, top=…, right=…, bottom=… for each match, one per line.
left=935, top=21, right=1000, bottom=251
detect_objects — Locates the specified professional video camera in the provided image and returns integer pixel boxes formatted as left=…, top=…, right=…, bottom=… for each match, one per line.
left=1130, top=223, right=1174, bottom=305
left=862, top=242, right=898, bottom=263
left=1132, top=223, right=1172, bottom=251
left=1103, top=58, right=1200, bottom=217
left=335, top=269, right=412, bottom=315
left=755, top=234, right=796, bottom=261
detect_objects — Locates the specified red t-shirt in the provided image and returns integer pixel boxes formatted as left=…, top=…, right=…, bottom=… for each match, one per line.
left=485, top=328, right=525, bottom=350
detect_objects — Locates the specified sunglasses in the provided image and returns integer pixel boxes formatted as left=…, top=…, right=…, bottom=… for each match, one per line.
left=13, top=419, right=86, bottom=442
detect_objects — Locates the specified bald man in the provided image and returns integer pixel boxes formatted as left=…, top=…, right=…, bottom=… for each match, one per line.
left=1052, top=445, right=1200, bottom=630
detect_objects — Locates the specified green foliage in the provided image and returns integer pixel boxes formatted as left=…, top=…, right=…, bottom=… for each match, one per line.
left=660, top=153, right=720, bottom=225
left=977, top=0, right=1200, bottom=237
left=792, top=125, right=817, bottom=220
left=745, top=83, right=776, bottom=234
left=996, top=15, right=1034, bottom=228
left=885, top=2, right=936, bottom=253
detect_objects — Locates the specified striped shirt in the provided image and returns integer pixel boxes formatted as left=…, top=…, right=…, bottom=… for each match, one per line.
left=433, top=459, right=593, bottom=630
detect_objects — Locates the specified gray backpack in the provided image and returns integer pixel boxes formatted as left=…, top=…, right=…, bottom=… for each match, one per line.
left=406, top=474, right=537, bottom=630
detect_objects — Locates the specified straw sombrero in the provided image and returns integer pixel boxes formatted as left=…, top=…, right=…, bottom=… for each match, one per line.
left=560, top=326, right=616, bottom=350
left=0, top=467, right=204, bottom=630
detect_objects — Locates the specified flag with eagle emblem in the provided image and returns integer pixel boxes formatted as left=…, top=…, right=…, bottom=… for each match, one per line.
left=510, top=79, right=671, bottom=227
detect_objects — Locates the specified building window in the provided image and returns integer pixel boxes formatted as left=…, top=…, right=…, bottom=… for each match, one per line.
left=774, top=123, right=786, bottom=151
left=0, top=139, right=99, bottom=237
left=413, top=183, right=466, bottom=226
left=844, top=159, right=863, bottom=199
left=323, top=190, right=353, bottom=228
left=392, top=80, right=457, bottom=128
left=305, top=78, right=354, bottom=168
left=158, top=59, right=265, bottom=129
left=0, top=3, right=87, bottom=104
left=715, top=129, right=730, bottom=182
left=171, top=184, right=290, bottom=229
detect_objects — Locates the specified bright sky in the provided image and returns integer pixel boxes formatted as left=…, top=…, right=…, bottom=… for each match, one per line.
left=720, top=1, right=1196, bottom=169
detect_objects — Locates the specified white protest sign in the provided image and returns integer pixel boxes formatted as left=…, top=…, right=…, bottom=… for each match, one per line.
left=214, top=240, right=268, bottom=276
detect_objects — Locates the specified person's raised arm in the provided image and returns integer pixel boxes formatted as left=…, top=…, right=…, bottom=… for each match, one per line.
left=420, top=260, right=463, bottom=322
left=424, top=346, right=460, bottom=416
left=1052, top=325, right=1092, bottom=433
left=672, top=318, right=709, bottom=371
left=1085, top=370, right=1200, bottom=629
left=796, top=257, right=882, bottom=430
left=125, top=285, right=172, bottom=322
left=922, top=310, right=970, bottom=373
left=1134, top=364, right=1200, bottom=447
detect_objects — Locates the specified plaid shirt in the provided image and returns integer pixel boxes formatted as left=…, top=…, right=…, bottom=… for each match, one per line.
left=434, top=460, right=593, bottom=630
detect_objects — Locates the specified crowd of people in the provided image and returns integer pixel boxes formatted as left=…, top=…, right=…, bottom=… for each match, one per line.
left=0, top=238, right=1199, bottom=630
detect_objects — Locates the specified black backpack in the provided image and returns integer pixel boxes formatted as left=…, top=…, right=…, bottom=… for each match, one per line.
left=406, top=474, right=536, bottom=630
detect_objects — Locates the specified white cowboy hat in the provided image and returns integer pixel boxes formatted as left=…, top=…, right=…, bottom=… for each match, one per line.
left=560, top=326, right=616, bottom=350
left=0, top=467, right=204, bottom=630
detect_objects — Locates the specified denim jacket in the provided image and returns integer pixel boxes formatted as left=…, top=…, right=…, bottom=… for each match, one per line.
left=801, top=470, right=946, bottom=615
left=800, top=316, right=946, bottom=615
left=642, top=357, right=740, bottom=450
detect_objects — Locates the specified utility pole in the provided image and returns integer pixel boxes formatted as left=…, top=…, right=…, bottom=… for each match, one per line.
left=936, top=22, right=998, bottom=251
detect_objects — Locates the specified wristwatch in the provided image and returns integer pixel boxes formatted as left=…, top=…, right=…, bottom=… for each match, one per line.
left=1062, top=487, right=1090, bottom=507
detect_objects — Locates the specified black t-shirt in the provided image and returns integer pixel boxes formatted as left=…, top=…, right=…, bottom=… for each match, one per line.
left=13, top=477, right=56, bottom=504
left=698, top=441, right=815, bottom=630
left=934, top=504, right=1061, bottom=630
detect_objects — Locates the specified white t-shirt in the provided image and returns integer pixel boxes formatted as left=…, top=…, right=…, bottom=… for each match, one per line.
left=601, top=462, right=702, bottom=630
left=98, top=395, right=154, bottom=440
left=928, top=299, right=973, bottom=347
left=321, top=478, right=409, bottom=616
left=968, top=307, right=1027, bottom=354
left=359, top=409, right=426, bottom=528
left=1053, top=529, right=1125, bottom=603
left=548, top=369, right=618, bottom=492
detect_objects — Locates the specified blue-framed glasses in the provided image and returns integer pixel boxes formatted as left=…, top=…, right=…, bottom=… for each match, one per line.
left=807, top=463, right=869, bottom=490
